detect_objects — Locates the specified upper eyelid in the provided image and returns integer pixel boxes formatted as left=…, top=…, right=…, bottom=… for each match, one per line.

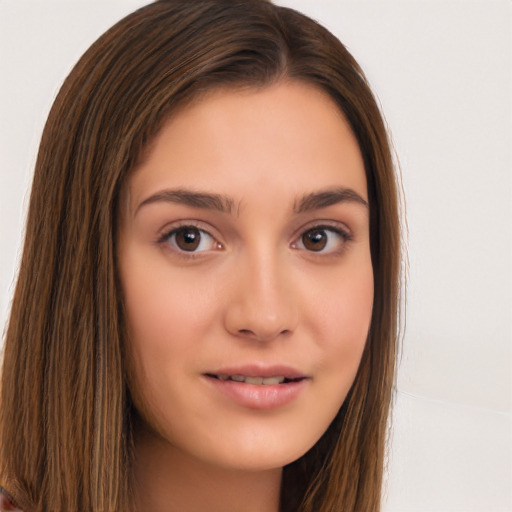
left=158, top=220, right=220, bottom=240
left=292, top=220, right=352, bottom=239
left=293, top=224, right=352, bottom=244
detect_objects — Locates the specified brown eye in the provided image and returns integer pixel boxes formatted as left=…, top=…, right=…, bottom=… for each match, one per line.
left=175, top=227, right=201, bottom=251
left=293, top=225, right=351, bottom=254
left=302, top=229, right=328, bottom=251
left=163, top=226, right=219, bottom=253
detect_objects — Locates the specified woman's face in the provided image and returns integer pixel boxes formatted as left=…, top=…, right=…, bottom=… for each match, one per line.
left=118, top=81, right=373, bottom=471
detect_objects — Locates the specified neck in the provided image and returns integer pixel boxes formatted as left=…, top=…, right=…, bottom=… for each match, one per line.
left=132, top=426, right=282, bottom=512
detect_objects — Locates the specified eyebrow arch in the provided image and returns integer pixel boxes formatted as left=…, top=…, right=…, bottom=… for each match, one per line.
left=293, top=187, right=368, bottom=214
left=135, top=189, right=235, bottom=215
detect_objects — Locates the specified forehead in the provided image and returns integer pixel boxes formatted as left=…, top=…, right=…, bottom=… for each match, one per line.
left=126, top=81, right=367, bottom=213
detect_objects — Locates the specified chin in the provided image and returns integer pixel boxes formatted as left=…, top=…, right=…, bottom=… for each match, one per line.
left=179, top=418, right=329, bottom=473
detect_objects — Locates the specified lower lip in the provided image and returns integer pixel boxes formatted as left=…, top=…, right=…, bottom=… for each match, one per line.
left=204, top=376, right=308, bottom=410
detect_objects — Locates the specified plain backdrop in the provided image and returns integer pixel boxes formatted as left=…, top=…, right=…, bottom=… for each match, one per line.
left=1, top=1, right=511, bottom=511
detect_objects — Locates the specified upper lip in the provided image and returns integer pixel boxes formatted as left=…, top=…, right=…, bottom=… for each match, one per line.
left=204, top=364, right=308, bottom=380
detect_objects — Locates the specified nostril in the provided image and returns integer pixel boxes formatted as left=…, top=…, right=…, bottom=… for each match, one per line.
left=236, top=327, right=292, bottom=342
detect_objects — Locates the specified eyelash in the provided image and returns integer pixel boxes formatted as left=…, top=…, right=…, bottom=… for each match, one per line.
left=291, top=224, right=352, bottom=256
left=157, top=222, right=221, bottom=257
left=157, top=222, right=352, bottom=258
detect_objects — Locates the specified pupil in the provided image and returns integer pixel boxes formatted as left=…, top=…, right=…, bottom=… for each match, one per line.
left=303, top=229, right=327, bottom=251
left=176, top=227, right=200, bottom=251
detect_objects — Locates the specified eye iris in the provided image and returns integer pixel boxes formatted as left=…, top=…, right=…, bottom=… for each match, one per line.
left=175, top=227, right=200, bottom=251
left=303, top=229, right=327, bottom=251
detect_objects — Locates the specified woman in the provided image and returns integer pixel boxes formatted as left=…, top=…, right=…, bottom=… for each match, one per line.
left=0, top=1, right=401, bottom=511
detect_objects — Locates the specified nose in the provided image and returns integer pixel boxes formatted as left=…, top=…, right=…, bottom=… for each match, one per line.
left=223, top=251, right=299, bottom=342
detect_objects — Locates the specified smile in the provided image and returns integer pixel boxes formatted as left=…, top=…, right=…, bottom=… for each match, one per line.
left=207, top=374, right=305, bottom=385
left=203, top=368, right=309, bottom=409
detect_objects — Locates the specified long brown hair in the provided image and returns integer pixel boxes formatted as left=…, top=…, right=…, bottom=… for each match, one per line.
left=0, top=1, right=401, bottom=510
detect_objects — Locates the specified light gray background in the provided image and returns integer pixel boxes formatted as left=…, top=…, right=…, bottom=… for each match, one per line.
left=1, top=1, right=511, bottom=510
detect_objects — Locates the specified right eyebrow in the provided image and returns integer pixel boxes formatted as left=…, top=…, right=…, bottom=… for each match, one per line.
left=135, top=188, right=236, bottom=216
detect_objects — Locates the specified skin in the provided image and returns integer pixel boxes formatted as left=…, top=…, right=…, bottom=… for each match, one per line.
left=118, top=81, right=373, bottom=512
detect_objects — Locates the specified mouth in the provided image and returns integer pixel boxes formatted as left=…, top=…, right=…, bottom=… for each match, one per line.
left=202, top=366, right=309, bottom=409
left=203, top=364, right=313, bottom=410
left=204, top=374, right=306, bottom=386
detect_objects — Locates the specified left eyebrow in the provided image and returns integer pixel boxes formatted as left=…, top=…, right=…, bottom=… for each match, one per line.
left=293, top=187, right=369, bottom=214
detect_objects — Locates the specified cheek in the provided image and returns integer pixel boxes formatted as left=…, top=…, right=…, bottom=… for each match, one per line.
left=119, top=253, right=218, bottom=412
left=306, top=257, right=374, bottom=401
left=309, top=256, right=374, bottom=351
left=121, top=244, right=218, bottom=350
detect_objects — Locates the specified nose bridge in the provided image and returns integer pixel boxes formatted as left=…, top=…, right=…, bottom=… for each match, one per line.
left=224, top=244, right=298, bottom=341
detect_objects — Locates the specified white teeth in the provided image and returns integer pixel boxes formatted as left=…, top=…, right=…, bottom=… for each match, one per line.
left=244, top=376, right=264, bottom=385
left=216, top=375, right=286, bottom=385
left=262, top=376, right=285, bottom=385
